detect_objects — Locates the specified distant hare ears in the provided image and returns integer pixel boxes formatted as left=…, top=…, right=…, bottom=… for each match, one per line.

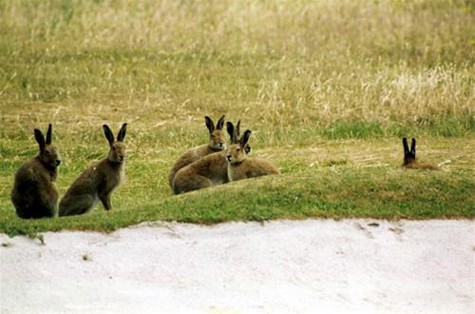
left=34, top=128, right=46, bottom=151
left=402, top=137, right=416, bottom=156
left=34, top=124, right=53, bottom=150
left=205, top=115, right=225, bottom=133
left=46, top=124, right=53, bottom=145
left=117, top=123, right=127, bottom=142
left=240, top=129, right=252, bottom=147
left=103, top=123, right=127, bottom=145
left=226, top=120, right=241, bottom=144
left=402, top=137, right=409, bottom=155
left=103, top=124, right=114, bottom=146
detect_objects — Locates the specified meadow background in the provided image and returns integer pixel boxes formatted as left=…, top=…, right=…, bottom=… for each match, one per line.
left=0, top=0, right=474, bottom=236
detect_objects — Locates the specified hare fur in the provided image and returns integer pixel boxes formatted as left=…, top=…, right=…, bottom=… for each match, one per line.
left=168, top=115, right=227, bottom=188
left=11, top=124, right=62, bottom=219
left=226, top=129, right=279, bottom=181
left=59, top=123, right=127, bottom=216
left=402, top=138, right=438, bottom=170
left=172, top=120, right=248, bottom=194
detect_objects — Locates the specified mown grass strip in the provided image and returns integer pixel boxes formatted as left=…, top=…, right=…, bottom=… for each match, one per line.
left=1, top=168, right=473, bottom=237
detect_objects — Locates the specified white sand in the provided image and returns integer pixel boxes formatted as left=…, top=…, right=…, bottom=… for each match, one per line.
left=1, top=219, right=474, bottom=313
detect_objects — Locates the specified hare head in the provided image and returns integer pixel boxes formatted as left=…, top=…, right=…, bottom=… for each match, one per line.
left=205, top=115, right=227, bottom=150
left=104, top=123, right=127, bottom=163
left=226, top=129, right=252, bottom=164
left=226, top=120, right=252, bottom=154
left=402, top=137, right=416, bottom=166
left=35, top=124, right=61, bottom=170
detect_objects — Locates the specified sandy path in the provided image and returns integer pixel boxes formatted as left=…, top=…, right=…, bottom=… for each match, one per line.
left=1, top=219, right=474, bottom=313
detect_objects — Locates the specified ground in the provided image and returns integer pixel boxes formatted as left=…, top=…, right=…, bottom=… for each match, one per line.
left=1, top=219, right=473, bottom=313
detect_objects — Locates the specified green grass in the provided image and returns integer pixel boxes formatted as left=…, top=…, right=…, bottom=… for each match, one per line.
left=0, top=0, right=474, bottom=236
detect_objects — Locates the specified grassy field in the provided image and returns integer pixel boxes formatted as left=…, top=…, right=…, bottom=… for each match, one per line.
left=1, top=0, right=474, bottom=236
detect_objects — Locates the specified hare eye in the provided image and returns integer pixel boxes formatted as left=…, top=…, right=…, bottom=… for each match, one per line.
left=236, top=148, right=240, bottom=152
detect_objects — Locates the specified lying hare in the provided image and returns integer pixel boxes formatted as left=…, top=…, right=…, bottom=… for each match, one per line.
left=59, top=123, right=127, bottom=216
left=172, top=120, right=249, bottom=194
left=11, top=124, right=61, bottom=219
left=226, top=129, right=279, bottom=181
left=168, top=115, right=227, bottom=188
left=402, top=137, right=438, bottom=170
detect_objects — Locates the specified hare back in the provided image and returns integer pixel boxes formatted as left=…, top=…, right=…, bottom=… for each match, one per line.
left=172, top=152, right=228, bottom=194
left=169, top=145, right=219, bottom=186
left=228, top=157, right=279, bottom=181
left=70, top=159, right=125, bottom=196
left=183, top=151, right=228, bottom=179
left=11, top=160, right=58, bottom=218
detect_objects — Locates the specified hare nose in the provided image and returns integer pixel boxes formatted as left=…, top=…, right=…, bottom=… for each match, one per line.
left=226, top=155, right=232, bottom=162
left=55, top=160, right=61, bottom=166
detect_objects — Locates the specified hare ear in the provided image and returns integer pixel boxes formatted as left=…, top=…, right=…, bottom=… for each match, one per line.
left=117, top=123, right=127, bottom=142
left=103, top=124, right=115, bottom=146
left=235, top=120, right=241, bottom=138
left=34, top=129, right=46, bottom=152
left=45, top=124, right=53, bottom=145
left=402, top=137, right=409, bottom=155
left=226, top=121, right=235, bottom=143
left=240, top=130, right=252, bottom=147
left=205, top=116, right=215, bottom=133
left=216, top=115, right=225, bottom=130
left=411, top=138, right=416, bottom=156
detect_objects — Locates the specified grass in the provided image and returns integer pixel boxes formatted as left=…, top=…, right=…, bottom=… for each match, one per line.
left=0, top=0, right=474, bottom=236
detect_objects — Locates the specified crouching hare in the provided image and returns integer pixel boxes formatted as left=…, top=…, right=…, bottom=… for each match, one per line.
left=226, top=129, right=279, bottom=181
left=172, top=120, right=249, bottom=194
left=11, top=124, right=62, bottom=219
left=168, top=115, right=227, bottom=188
left=59, top=123, right=127, bottom=216
left=402, top=137, right=438, bottom=170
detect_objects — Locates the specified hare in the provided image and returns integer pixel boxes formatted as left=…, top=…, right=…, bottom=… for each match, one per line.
left=226, top=129, right=279, bottom=182
left=172, top=120, right=249, bottom=194
left=11, top=124, right=62, bottom=219
left=402, top=137, right=438, bottom=170
left=168, top=115, right=227, bottom=188
left=59, top=123, right=128, bottom=216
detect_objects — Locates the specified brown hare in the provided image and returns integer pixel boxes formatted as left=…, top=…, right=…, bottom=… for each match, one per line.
left=402, top=137, right=438, bottom=170
left=168, top=115, right=227, bottom=188
left=11, top=124, right=62, bottom=219
left=59, top=123, right=128, bottom=216
left=172, top=120, right=249, bottom=194
left=226, top=129, right=279, bottom=181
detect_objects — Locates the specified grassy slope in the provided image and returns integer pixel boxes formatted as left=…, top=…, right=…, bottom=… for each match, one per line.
left=0, top=0, right=474, bottom=236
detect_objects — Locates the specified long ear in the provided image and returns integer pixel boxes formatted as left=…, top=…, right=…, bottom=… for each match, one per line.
left=240, top=130, right=252, bottom=147
left=411, top=138, right=416, bottom=156
left=103, top=124, right=115, bottom=146
left=226, top=121, right=235, bottom=143
left=216, top=115, right=225, bottom=130
left=34, top=129, right=46, bottom=152
left=46, top=124, right=52, bottom=145
left=117, top=123, right=127, bottom=142
left=205, top=116, right=214, bottom=133
left=235, top=120, right=241, bottom=138
left=402, top=137, right=409, bottom=156
left=234, top=120, right=242, bottom=145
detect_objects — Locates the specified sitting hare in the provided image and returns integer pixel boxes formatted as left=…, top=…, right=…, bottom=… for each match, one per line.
left=59, top=123, right=127, bottom=216
left=226, top=129, right=279, bottom=181
left=11, top=124, right=62, bottom=219
left=402, top=137, right=438, bottom=170
left=168, top=115, right=227, bottom=188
